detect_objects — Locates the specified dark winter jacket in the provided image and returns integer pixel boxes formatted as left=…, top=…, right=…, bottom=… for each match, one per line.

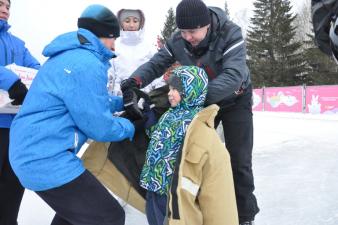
left=131, top=7, right=251, bottom=106
left=0, top=20, right=40, bottom=128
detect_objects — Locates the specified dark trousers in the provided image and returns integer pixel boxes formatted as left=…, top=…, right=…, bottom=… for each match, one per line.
left=36, top=170, right=125, bottom=225
left=0, top=128, right=25, bottom=225
left=215, top=87, right=259, bottom=223
left=145, top=191, right=167, bottom=225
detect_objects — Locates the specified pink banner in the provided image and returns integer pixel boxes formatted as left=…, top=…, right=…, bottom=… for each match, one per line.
left=306, top=85, right=338, bottom=114
left=252, top=89, right=263, bottom=111
left=264, top=86, right=303, bottom=112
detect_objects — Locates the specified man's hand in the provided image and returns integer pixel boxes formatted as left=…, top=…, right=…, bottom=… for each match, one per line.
left=121, top=78, right=143, bottom=120
left=8, top=80, right=28, bottom=105
left=122, top=89, right=143, bottom=121
left=120, top=78, right=140, bottom=92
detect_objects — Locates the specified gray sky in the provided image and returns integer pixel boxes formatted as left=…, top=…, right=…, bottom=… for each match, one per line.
left=9, top=0, right=305, bottom=62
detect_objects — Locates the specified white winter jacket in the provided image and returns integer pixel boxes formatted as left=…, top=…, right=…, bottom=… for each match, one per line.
left=108, top=29, right=165, bottom=96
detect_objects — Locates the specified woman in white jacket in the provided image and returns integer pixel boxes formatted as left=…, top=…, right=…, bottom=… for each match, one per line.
left=108, top=9, right=164, bottom=96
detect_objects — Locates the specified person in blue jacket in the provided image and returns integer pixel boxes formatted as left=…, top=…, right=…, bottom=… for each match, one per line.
left=9, top=4, right=135, bottom=225
left=0, top=0, right=40, bottom=224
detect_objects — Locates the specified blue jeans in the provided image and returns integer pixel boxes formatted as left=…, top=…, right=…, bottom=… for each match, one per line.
left=145, top=191, right=167, bottom=225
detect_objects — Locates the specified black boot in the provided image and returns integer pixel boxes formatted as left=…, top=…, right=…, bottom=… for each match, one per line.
left=240, top=221, right=254, bottom=225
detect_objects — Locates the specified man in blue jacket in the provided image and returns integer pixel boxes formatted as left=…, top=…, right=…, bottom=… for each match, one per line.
left=120, top=0, right=259, bottom=224
left=0, top=0, right=40, bottom=224
left=9, top=4, right=135, bottom=225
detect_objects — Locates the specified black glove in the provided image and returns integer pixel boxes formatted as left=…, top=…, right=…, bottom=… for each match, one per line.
left=123, top=89, right=144, bottom=121
left=121, top=78, right=143, bottom=121
left=120, top=78, right=139, bottom=92
left=8, top=80, right=28, bottom=105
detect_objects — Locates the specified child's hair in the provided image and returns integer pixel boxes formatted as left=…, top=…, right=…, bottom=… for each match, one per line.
left=166, top=74, right=183, bottom=94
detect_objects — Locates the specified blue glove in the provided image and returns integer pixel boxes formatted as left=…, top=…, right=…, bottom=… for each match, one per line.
left=143, top=101, right=157, bottom=129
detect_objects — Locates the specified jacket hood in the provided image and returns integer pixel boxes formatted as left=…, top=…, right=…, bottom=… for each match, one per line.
left=42, top=28, right=115, bottom=62
left=0, top=20, right=10, bottom=32
left=172, top=65, right=208, bottom=109
left=208, top=7, right=229, bottom=39
left=117, top=9, right=145, bottom=30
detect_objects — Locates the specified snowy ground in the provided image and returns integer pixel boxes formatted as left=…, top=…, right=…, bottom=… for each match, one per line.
left=17, top=112, right=338, bottom=225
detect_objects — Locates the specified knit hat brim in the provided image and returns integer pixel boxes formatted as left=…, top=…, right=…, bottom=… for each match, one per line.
left=78, top=17, right=120, bottom=38
left=176, top=14, right=210, bottom=29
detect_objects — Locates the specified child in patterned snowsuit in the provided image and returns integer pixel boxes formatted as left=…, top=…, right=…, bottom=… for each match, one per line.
left=139, top=65, right=208, bottom=225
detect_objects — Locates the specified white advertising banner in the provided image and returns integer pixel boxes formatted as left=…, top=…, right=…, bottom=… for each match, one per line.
left=0, top=64, right=38, bottom=114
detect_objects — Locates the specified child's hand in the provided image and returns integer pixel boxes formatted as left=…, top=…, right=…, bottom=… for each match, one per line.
left=143, top=101, right=157, bottom=129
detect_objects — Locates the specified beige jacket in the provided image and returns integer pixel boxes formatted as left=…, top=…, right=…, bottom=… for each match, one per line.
left=82, top=105, right=238, bottom=225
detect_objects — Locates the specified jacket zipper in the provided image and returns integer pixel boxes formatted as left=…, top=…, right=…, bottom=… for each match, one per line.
left=169, top=144, right=183, bottom=220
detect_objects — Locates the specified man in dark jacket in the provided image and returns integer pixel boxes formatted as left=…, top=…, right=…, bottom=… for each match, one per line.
left=311, top=0, right=338, bottom=63
left=120, top=0, right=259, bottom=224
left=0, top=0, right=40, bottom=224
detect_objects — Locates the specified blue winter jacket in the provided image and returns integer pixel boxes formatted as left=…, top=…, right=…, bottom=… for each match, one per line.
left=0, top=20, right=40, bottom=128
left=9, top=28, right=135, bottom=191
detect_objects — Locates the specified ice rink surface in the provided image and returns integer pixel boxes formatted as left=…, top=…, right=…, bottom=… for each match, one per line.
left=17, top=112, right=338, bottom=225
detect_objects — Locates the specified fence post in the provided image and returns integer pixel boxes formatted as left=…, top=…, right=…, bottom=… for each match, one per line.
left=262, top=86, right=265, bottom=111
left=302, top=84, right=307, bottom=113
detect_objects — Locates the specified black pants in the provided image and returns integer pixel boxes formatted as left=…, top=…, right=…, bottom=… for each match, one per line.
left=0, top=128, right=25, bottom=225
left=36, top=170, right=125, bottom=225
left=215, top=87, right=259, bottom=223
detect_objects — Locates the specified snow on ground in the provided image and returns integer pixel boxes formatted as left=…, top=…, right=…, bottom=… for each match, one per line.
left=17, top=112, right=338, bottom=225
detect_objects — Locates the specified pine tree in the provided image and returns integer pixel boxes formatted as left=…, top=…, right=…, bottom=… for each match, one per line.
left=247, top=0, right=306, bottom=87
left=293, top=0, right=338, bottom=85
left=302, top=33, right=338, bottom=85
left=224, top=1, right=230, bottom=18
left=160, top=7, right=177, bottom=42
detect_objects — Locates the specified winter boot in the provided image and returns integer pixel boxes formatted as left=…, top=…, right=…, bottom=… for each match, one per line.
left=240, top=221, right=255, bottom=225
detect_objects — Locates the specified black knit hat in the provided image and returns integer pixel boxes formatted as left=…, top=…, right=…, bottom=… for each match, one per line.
left=176, top=0, right=211, bottom=29
left=77, top=4, right=120, bottom=38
